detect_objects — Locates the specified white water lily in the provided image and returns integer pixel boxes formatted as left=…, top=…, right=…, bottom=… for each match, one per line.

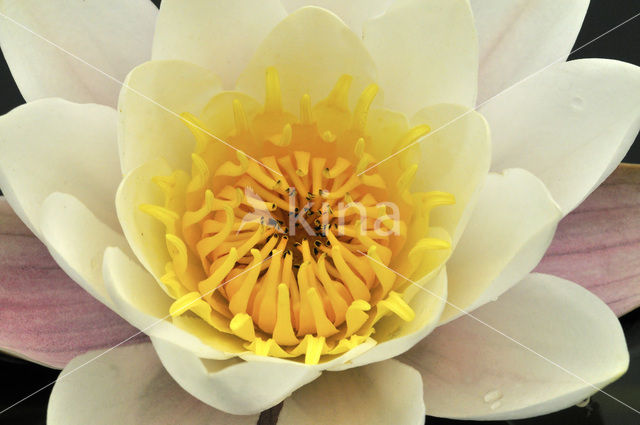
left=0, top=0, right=638, bottom=424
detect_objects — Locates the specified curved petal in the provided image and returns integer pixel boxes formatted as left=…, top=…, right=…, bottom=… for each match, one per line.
left=103, top=246, right=243, bottom=359
left=280, top=0, right=392, bottom=36
left=118, top=60, right=222, bottom=175
left=39, top=193, right=132, bottom=308
left=481, top=59, right=640, bottom=214
left=536, top=164, right=640, bottom=317
left=47, top=343, right=258, bottom=425
left=278, top=359, right=424, bottom=425
left=411, top=103, right=491, bottom=246
left=151, top=337, right=322, bottom=415
left=152, top=0, right=286, bottom=89
left=0, top=98, right=121, bottom=237
left=0, top=0, right=157, bottom=106
left=362, top=0, right=478, bottom=114
left=0, top=198, right=144, bottom=369
left=236, top=6, right=377, bottom=114
left=471, top=0, right=589, bottom=103
left=330, top=267, right=447, bottom=371
left=400, top=273, right=629, bottom=420
left=116, top=158, right=172, bottom=282
left=440, top=169, right=562, bottom=323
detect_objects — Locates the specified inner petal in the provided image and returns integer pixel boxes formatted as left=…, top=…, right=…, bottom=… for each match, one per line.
left=142, top=68, right=454, bottom=364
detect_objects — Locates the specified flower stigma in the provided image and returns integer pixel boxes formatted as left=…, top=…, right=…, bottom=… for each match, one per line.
left=141, top=68, right=455, bottom=364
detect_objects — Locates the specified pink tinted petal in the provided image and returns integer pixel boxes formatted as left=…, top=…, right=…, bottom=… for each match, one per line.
left=535, top=164, right=640, bottom=317
left=0, top=198, right=146, bottom=369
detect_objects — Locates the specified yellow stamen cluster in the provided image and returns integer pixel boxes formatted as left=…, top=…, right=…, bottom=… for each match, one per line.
left=142, top=68, right=454, bottom=364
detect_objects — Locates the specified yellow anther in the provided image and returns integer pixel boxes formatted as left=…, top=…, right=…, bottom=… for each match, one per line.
left=300, top=94, right=313, bottom=124
left=198, top=248, right=239, bottom=296
left=322, top=157, right=351, bottom=179
left=169, top=292, right=211, bottom=318
left=165, top=234, right=189, bottom=274
left=352, top=84, right=378, bottom=134
left=378, top=291, right=415, bottom=322
left=354, top=137, right=365, bottom=158
left=228, top=250, right=262, bottom=315
left=273, top=284, right=299, bottom=346
left=187, top=153, right=210, bottom=193
left=232, top=99, right=249, bottom=134
left=397, top=164, right=418, bottom=192
left=304, top=335, right=326, bottom=365
left=345, top=300, right=371, bottom=337
left=280, top=123, right=292, bottom=146
left=366, top=246, right=396, bottom=297
left=254, top=338, right=274, bottom=357
left=215, top=151, right=249, bottom=177
left=265, top=67, right=282, bottom=113
left=152, top=174, right=176, bottom=198
left=230, top=313, right=256, bottom=341
left=160, top=263, right=187, bottom=299
left=408, top=238, right=451, bottom=265
left=138, top=204, right=179, bottom=234
left=321, top=130, right=336, bottom=143
left=294, top=151, right=310, bottom=176
left=331, top=246, right=370, bottom=301
left=326, top=74, right=353, bottom=110
left=307, top=288, right=339, bottom=337
left=360, top=173, right=386, bottom=189
left=180, top=112, right=210, bottom=154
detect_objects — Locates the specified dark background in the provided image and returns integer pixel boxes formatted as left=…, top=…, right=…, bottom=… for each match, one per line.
left=0, top=0, right=639, bottom=424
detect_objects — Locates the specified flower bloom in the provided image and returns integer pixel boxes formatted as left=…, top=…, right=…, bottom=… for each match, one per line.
left=0, top=0, right=639, bottom=424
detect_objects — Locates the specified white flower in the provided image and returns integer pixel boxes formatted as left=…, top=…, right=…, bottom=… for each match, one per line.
left=0, top=0, right=638, bottom=424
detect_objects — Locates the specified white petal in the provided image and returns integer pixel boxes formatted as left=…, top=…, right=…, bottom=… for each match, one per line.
left=152, top=0, right=286, bottom=88
left=0, top=0, right=157, bottom=106
left=363, top=0, right=478, bottom=114
left=278, top=360, right=425, bottom=425
left=411, top=103, right=491, bottom=246
left=400, top=273, right=629, bottom=420
left=116, top=158, right=172, bottom=282
left=331, top=267, right=447, bottom=371
left=151, top=337, right=322, bottom=415
left=118, top=60, right=222, bottom=175
left=481, top=59, right=640, bottom=214
left=471, top=0, right=589, bottom=104
left=0, top=98, right=121, bottom=237
left=440, top=169, right=562, bottom=323
left=280, top=0, right=392, bottom=36
left=47, top=343, right=259, bottom=425
left=39, top=193, right=132, bottom=308
left=102, top=246, right=243, bottom=359
left=236, top=6, right=377, bottom=114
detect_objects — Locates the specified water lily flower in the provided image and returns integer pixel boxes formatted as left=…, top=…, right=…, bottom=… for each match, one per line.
left=1, top=0, right=639, bottom=424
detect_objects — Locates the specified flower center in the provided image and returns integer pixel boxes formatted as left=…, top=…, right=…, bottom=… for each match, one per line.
left=141, top=69, right=455, bottom=364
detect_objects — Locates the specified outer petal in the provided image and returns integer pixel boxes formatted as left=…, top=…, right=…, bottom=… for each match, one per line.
left=0, top=198, right=144, bottom=369
left=400, top=273, right=629, bottom=420
left=39, top=193, right=132, bottom=308
left=152, top=0, right=286, bottom=89
left=411, top=103, right=491, bottom=246
left=440, top=169, right=562, bottom=323
left=118, top=60, right=222, bottom=175
left=151, top=337, right=322, bottom=415
left=236, top=6, right=377, bottom=114
left=280, top=0, right=392, bottom=36
left=277, top=360, right=424, bottom=425
left=102, top=246, right=243, bottom=359
left=471, top=0, right=589, bottom=103
left=362, top=0, right=478, bottom=114
left=0, top=0, right=157, bottom=106
left=536, top=164, right=640, bottom=317
left=47, top=343, right=258, bottom=425
left=481, top=59, right=640, bottom=214
left=0, top=98, right=121, bottom=237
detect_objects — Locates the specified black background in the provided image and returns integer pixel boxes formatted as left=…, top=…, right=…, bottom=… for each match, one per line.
left=0, top=1, right=639, bottom=424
